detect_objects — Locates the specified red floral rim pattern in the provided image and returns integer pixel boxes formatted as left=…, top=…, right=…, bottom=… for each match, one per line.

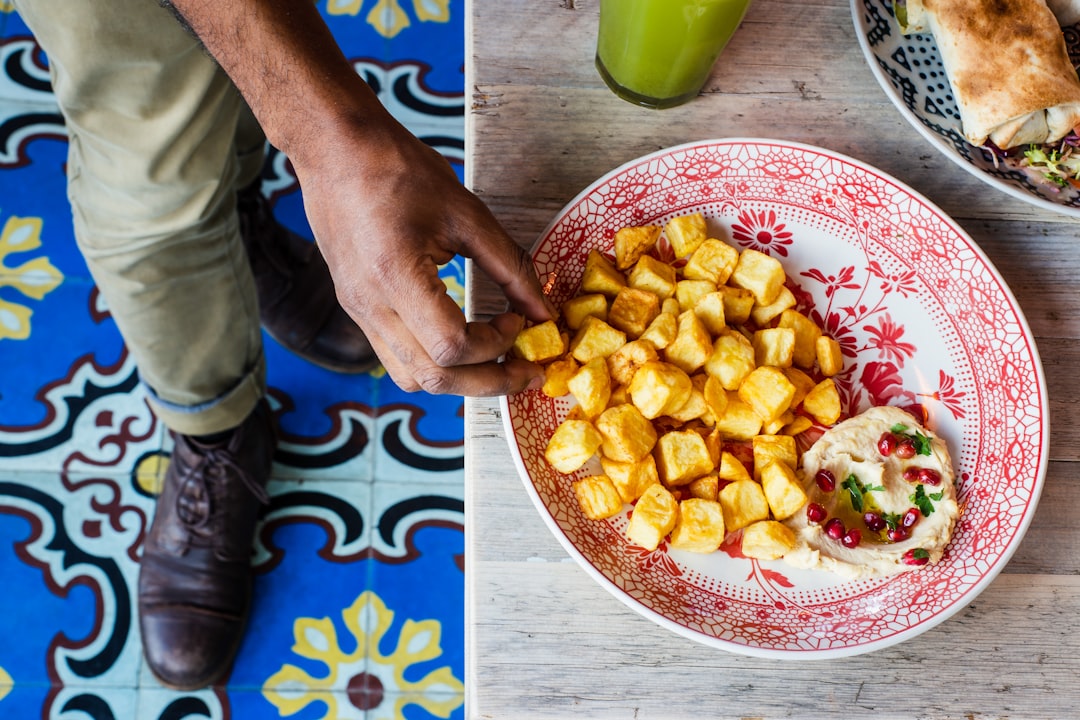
left=500, top=139, right=1047, bottom=657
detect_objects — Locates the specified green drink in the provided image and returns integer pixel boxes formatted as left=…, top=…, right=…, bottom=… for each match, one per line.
left=596, top=0, right=753, bottom=109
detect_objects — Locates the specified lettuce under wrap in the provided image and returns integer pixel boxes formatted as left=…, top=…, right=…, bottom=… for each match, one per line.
left=897, top=0, right=1080, bottom=149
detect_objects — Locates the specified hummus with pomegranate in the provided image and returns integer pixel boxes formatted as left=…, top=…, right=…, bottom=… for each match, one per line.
left=783, top=405, right=960, bottom=579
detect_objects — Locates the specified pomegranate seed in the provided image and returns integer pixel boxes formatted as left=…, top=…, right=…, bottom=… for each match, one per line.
left=806, top=502, right=828, bottom=524
left=825, top=518, right=846, bottom=540
left=877, top=432, right=897, bottom=456
left=815, top=469, right=836, bottom=492
left=887, top=527, right=909, bottom=542
left=902, top=467, right=921, bottom=482
left=841, top=529, right=862, bottom=548
left=918, top=468, right=942, bottom=486
left=863, top=511, right=886, bottom=532
left=902, top=507, right=921, bottom=528
left=895, top=438, right=917, bottom=458
left=902, top=549, right=930, bottom=566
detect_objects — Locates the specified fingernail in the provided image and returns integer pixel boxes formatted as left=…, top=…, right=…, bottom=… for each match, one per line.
left=526, top=372, right=545, bottom=391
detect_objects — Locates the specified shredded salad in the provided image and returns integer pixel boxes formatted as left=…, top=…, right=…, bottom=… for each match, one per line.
left=986, top=133, right=1080, bottom=191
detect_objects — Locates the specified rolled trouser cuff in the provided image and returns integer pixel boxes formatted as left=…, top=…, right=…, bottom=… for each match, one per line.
left=146, top=354, right=267, bottom=437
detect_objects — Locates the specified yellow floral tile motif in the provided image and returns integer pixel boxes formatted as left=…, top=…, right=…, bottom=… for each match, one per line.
left=0, top=665, right=11, bottom=702
left=413, top=0, right=451, bottom=23
left=263, top=590, right=463, bottom=719
left=324, top=0, right=450, bottom=38
left=0, top=215, right=64, bottom=342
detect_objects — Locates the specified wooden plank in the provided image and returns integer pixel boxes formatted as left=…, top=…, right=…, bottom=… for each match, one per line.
left=465, top=0, right=1080, bottom=717
left=468, top=564, right=1080, bottom=719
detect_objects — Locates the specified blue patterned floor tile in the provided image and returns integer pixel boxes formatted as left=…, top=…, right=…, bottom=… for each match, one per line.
left=0, top=471, right=147, bottom=699
left=1, top=1, right=468, bottom=716
left=372, top=397, right=464, bottom=486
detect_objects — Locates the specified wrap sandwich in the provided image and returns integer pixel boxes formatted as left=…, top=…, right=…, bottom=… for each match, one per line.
left=897, top=0, right=1080, bottom=149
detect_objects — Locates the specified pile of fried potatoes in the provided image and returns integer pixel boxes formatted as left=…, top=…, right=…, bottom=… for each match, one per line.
left=512, top=213, right=844, bottom=560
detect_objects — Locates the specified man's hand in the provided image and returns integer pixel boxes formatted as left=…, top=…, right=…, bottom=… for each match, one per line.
left=298, top=122, right=554, bottom=396
left=166, top=0, right=554, bottom=396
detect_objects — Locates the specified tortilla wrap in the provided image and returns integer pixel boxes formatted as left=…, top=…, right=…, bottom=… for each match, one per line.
left=900, top=0, right=1080, bottom=148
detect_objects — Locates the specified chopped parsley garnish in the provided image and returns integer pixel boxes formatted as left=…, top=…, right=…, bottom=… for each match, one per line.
left=912, top=548, right=931, bottom=560
left=842, top=474, right=882, bottom=513
left=910, top=484, right=944, bottom=517
left=883, top=512, right=902, bottom=531
left=889, top=423, right=933, bottom=456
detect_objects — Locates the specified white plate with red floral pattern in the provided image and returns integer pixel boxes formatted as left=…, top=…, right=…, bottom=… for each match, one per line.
left=499, top=139, right=1048, bottom=658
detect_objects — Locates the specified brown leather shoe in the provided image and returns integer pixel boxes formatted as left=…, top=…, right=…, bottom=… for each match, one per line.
left=138, top=400, right=276, bottom=690
left=237, top=182, right=379, bottom=374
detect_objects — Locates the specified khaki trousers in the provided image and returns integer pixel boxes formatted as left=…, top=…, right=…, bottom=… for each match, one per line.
left=14, top=0, right=268, bottom=435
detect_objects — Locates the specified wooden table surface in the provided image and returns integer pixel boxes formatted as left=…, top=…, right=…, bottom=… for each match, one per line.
left=463, top=1, right=1080, bottom=717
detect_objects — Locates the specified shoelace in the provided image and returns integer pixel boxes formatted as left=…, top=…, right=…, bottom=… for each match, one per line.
left=176, top=445, right=270, bottom=539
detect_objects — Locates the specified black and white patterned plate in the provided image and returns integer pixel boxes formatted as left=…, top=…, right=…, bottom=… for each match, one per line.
left=853, top=0, right=1080, bottom=216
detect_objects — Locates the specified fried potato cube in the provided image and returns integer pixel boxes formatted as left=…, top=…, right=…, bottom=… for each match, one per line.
left=718, top=285, right=756, bottom=325
left=608, top=287, right=661, bottom=338
left=668, top=386, right=708, bottom=424
left=626, top=483, right=678, bottom=551
left=665, top=310, right=712, bottom=374
left=544, top=419, right=603, bottom=473
left=762, top=411, right=794, bottom=436
left=661, top=297, right=681, bottom=315
left=759, top=460, right=808, bottom=521
left=614, top=225, right=661, bottom=270
left=706, top=331, right=757, bottom=390
left=714, top=394, right=763, bottom=440
left=784, top=366, right=817, bottom=408
left=601, top=454, right=660, bottom=504
left=817, top=335, right=844, bottom=377
left=692, top=291, right=727, bottom=336
left=628, top=360, right=693, bottom=419
left=752, top=327, right=795, bottom=368
left=567, top=357, right=612, bottom=419
left=741, top=520, right=797, bottom=560
left=803, top=378, right=842, bottom=425
left=676, top=279, right=716, bottom=313
left=719, top=479, right=770, bottom=532
left=573, top=475, right=624, bottom=520
left=749, top=285, right=796, bottom=327
left=581, top=249, right=626, bottom=297
left=670, top=498, right=726, bottom=552
left=569, top=316, right=627, bottom=363
left=664, top=212, right=708, bottom=258
left=609, top=384, right=629, bottom=406
left=562, top=293, right=609, bottom=331
left=731, top=248, right=785, bottom=305
left=628, top=254, right=677, bottom=299
left=778, top=309, right=823, bottom=369
left=752, top=434, right=797, bottom=480
left=718, top=450, right=753, bottom=483
left=702, top=426, right=722, bottom=466
left=639, top=311, right=678, bottom=350
left=782, top=415, right=814, bottom=436
left=542, top=355, right=579, bottom=398
left=738, top=366, right=796, bottom=424
left=595, top=402, right=657, bottom=463
left=702, top=375, right=729, bottom=421
left=511, top=320, right=566, bottom=363
left=688, top=473, right=719, bottom=501
left=607, top=338, right=659, bottom=386
left=683, top=238, right=739, bottom=285
left=655, top=429, right=715, bottom=486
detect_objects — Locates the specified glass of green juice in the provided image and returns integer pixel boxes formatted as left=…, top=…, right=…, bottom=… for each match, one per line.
left=596, top=0, right=753, bottom=109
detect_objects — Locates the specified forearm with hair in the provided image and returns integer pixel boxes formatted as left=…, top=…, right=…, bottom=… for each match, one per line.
left=162, top=0, right=399, bottom=168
